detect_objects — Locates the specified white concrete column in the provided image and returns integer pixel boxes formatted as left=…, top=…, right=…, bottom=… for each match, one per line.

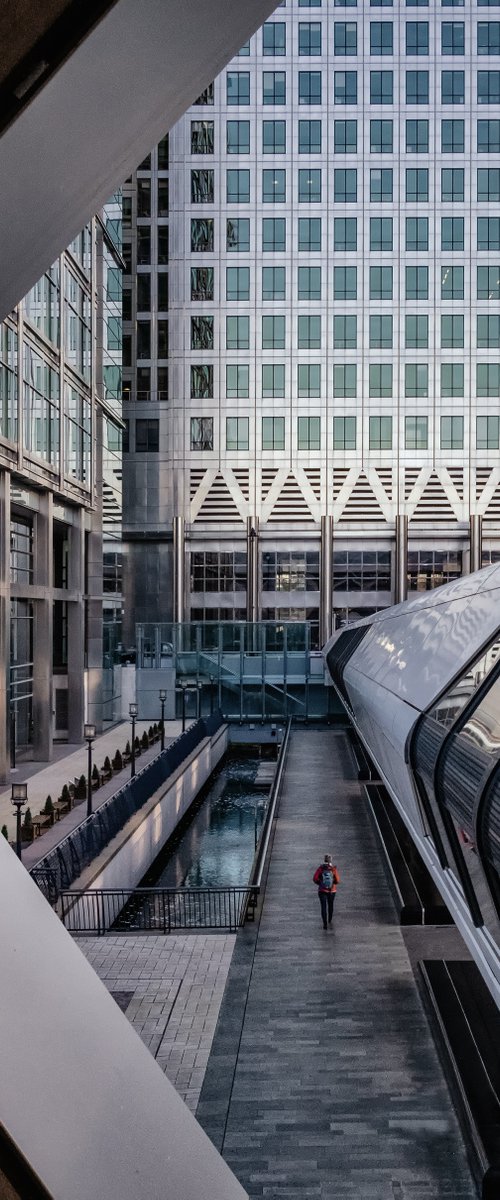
left=320, top=515, right=333, bottom=647
left=395, top=514, right=408, bottom=604
left=469, top=513, right=483, bottom=575
left=172, top=516, right=185, bottom=624
left=0, top=471, right=10, bottom=781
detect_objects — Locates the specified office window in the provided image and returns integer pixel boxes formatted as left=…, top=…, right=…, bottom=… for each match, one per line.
left=407, top=551, right=462, bottom=592
left=406, top=70, right=429, bottom=103
left=191, top=120, right=214, bottom=153
left=370, top=314, right=393, bottom=347
left=371, top=168, right=393, bottom=200
left=298, top=168, right=322, bottom=201
left=369, top=364, right=393, bottom=397
left=370, top=265, right=393, bottom=298
left=441, top=70, right=465, bottom=104
left=191, top=364, right=213, bottom=399
left=227, top=218, right=250, bottom=252
left=406, top=216, right=429, bottom=250
left=262, top=315, right=286, bottom=349
left=263, top=21, right=286, bottom=54
left=477, top=415, right=500, bottom=449
left=191, top=316, right=214, bottom=351
left=298, top=315, right=322, bottom=348
left=441, top=118, right=464, bottom=152
left=405, top=313, right=429, bottom=347
left=227, top=72, right=250, bottom=104
left=371, top=21, right=393, bottom=52
left=370, top=70, right=393, bottom=103
left=369, top=416, right=392, bottom=449
left=191, top=218, right=213, bottom=252
left=334, top=70, right=357, bottom=103
left=441, top=314, right=464, bottom=347
left=477, top=316, right=500, bottom=348
left=135, top=419, right=159, bottom=452
left=298, top=71, right=322, bottom=103
left=478, top=71, right=500, bottom=104
left=441, top=167, right=464, bottom=200
left=238, top=42, right=250, bottom=55
left=440, top=415, right=464, bottom=447
left=441, top=363, right=464, bottom=396
left=157, top=320, right=168, bottom=359
left=262, top=364, right=285, bottom=397
left=370, top=119, right=393, bottom=152
left=442, top=21, right=465, bottom=53
left=300, top=0, right=321, bottom=5
left=137, top=227, right=150, bottom=264
left=333, top=416, right=357, bottom=450
left=405, top=363, right=428, bottom=396
left=333, top=364, right=357, bottom=396
left=477, top=363, right=500, bottom=395
left=262, top=417, right=285, bottom=451
left=191, top=169, right=214, bottom=203
left=370, top=217, right=393, bottom=250
left=227, top=169, right=250, bottom=203
left=334, top=266, right=357, bottom=298
left=334, top=315, right=357, bottom=348
left=406, top=0, right=429, bottom=6
left=441, top=265, right=464, bottom=298
left=226, top=315, right=249, bottom=349
left=298, top=119, right=322, bottom=152
left=298, top=216, right=322, bottom=251
left=262, top=266, right=286, bottom=299
left=297, top=416, right=321, bottom=449
left=263, top=120, right=287, bottom=154
left=478, top=22, right=500, bottom=53
left=406, top=118, right=429, bottom=152
left=136, top=320, right=151, bottom=359
left=227, top=120, right=250, bottom=154
left=478, top=217, right=500, bottom=250
left=334, top=169, right=357, bottom=202
left=334, top=22, right=357, bottom=53
left=158, top=275, right=169, bottom=311
left=477, top=119, right=500, bottom=152
left=226, top=417, right=249, bottom=450
left=263, top=168, right=286, bottom=202
left=194, top=84, right=214, bottom=106
left=298, top=364, right=321, bottom=396
left=263, top=71, right=286, bottom=104
left=333, top=550, right=391, bottom=591
left=405, top=415, right=428, bottom=449
left=334, top=119, right=357, bottom=152
left=262, top=218, right=286, bottom=251
left=298, top=266, right=322, bottom=299
left=191, top=267, right=214, bottom=300
left=137, top=179, right=151, bottom=217
left=334, top=217, right=357, bottom=251
left=226, top=266, right=250, bottom=300
left=477, top=168, right=500, bottom=200
left=406, top=265, right=428, bottom=298
left=299, top=22, right=322, bottom=53
left=226, top=365, right=249, bottom=398
left=406, top=21, right=429, bottom=53
left=441, top=216, right=464, bottom=250
left=478, top=266, right=500, bottom=300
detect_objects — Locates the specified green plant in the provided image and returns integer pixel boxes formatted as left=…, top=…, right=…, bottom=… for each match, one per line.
left=125, top=740, right=131, bottom=756
left=153, top=723, right=158, bottom=734
left=1, top=825, right=8, bottom=840
left=103, top=755, right=112, bottom=773
left=112, top=749, right=123, bottom=771
left=141, top=730, right=149, bottom=750
left=92, top=763, right=100, bottom=787
left=22, top=807, right=33, bottom=832
left=43, top=795, right=54, bottom=815
left=148, top=725, right=154, bottom=739
left=61, top=783, right=71, bottom=804
left=75, top=774, right=87, bottom=800
left=134, top=736, right=141, bottom=753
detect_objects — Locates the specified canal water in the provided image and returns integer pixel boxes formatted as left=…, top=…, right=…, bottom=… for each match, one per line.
left=141, top=750, right=271, bottom=890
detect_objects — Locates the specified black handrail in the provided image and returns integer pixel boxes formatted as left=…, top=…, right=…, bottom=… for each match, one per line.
left=251, top=717, right=292, bottom=890
left=60, top=885, right=259, bottom=935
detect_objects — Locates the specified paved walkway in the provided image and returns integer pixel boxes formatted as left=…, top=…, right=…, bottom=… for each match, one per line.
left=197, top=729, right=477, bottom=1200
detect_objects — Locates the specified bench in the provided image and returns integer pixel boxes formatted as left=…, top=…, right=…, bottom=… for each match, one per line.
left=31, top=812, right=53, bottom=838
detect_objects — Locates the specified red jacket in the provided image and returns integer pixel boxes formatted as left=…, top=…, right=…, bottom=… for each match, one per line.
left=313, top=863, right=340, bottom=893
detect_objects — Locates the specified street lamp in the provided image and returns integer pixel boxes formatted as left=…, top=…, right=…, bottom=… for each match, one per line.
left=129, top=702, right=138, bottom=777
left=84, top=723, right=96, bottom=818
left=196, top=680, right=203, bottom=720
left=180, top=682, right=187, bottom=733
left=209, top=674, right=215, bottom=716
left=159, top=688, right=166, bottom=751
left=11, top=782, right=27, bottom=860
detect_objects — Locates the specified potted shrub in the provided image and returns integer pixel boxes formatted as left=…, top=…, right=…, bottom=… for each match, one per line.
left=112, top=749, right=123, bottom=772
left=141, top=730, right=149, bottom=751
left=22, top=807, right=33, bottom=841
left=134, top=735, right=141, bottom=756
left=75, top=774, right=87, bottom=800
left=43, top=795, right=54, bottom=824
left=92, top=763, right=100, bottom=789
left=1, top=824, right=8, bottom=840
left=103, top=755, right=112, bottom=777
left=61, top=783, right=72, bottom=810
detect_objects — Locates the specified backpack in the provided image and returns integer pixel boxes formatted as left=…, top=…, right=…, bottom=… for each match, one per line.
left=319, top=866, right=334, bottom=890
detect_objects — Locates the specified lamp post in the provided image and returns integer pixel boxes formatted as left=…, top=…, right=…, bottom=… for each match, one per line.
left=196, top=680, right=203, bottom=720
left=84, top=723, right=96, bottom=818
left=181, top=682, right=187, bottom=733
left=159, top=688, right=166, bottom=751
left=209, top=674, right=215, bottom=716
left=11, top=782, right=27, bottom=861
left=129, top=702, right=138, bottom=777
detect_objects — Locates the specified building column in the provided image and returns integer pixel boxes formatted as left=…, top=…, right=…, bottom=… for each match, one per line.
left=246, top=516, right=259, bottom=623
left=172, top=516, right=185, bottom=624
left=0, top=471, right=10, bottom=781
left=67, top=513, right=85, bottom=741
left=395, top=514, right=408, bottom=604
left=320, top=515, right=333, bottom=647
left=32, top=493, right=53, bottom=761
left=469, top=514, right=483, bottom=575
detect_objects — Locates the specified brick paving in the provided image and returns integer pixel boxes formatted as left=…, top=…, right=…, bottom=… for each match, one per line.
left=77, top=933, right=235, bottom=1113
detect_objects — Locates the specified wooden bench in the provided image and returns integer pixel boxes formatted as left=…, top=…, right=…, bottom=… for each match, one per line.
left=31, top=812, right=53, bottom=838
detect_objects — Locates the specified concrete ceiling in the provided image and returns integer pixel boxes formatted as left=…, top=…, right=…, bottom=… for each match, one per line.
left=0, top=0, right=277, bottom=320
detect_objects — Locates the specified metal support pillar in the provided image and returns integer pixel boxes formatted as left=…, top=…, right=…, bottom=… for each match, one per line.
left=172, top=516, right=185, bottom=624
left=246, top=516, right=259, bottom=623
left=469, top=514, right=482, bottom=575
left=319, top=515, right=333, bottom=647
left=0, top=470, right=10, bottom=781
left=394, top=514, right=408, bottom=604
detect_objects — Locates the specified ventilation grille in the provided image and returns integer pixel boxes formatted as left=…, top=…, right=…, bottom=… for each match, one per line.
left=304, top=468, right=321, bottom=501
left=447, top=468, right=464, bottom=500
left=338, top=473, right=387, bottom=524
left=194, top=473, right=243, bottom=524
left=484, top=481, right=500, bottom=523
left=411, top=472, right=456, bottom=523
left=233, top=469, right=249, bottom=501
left=190, top=469, right=205, bottom=500
left=333, top=469, right=349, bottom=502
left=405, top=469, right=420, bottom=500
left=476, top=467, right=493, bottom=502
left=262, top=469, right=279, bottom=501
left=375, top=468, right=393, bottom=500
left=268, top=473, right=314, bottom=523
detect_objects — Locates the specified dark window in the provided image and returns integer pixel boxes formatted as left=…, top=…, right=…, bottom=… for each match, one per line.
left=135, top=419, right=159, bottom=452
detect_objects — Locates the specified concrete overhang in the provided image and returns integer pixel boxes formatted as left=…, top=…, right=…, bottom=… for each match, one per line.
left=0, top=0, right=277, bottom=319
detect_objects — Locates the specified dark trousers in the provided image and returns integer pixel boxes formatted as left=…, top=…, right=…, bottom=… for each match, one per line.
left=319, top=891, right=335, bottom=927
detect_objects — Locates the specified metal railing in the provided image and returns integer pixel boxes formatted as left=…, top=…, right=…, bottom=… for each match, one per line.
left=60, top=886, right=258, bottom=935
left=251, top=717, right=292, bottom=890
left=31, top=713, right=224, bottom=900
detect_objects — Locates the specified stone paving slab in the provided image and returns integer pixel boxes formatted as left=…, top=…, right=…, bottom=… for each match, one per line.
left=197, top=729, right=477, bottom=1200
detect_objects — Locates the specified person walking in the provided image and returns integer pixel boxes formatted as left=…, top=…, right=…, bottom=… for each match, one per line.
left=313, top=854, right=340, bottom=929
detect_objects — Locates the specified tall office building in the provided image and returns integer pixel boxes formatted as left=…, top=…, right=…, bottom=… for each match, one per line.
left=123, top=0, right=500, bottom=648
